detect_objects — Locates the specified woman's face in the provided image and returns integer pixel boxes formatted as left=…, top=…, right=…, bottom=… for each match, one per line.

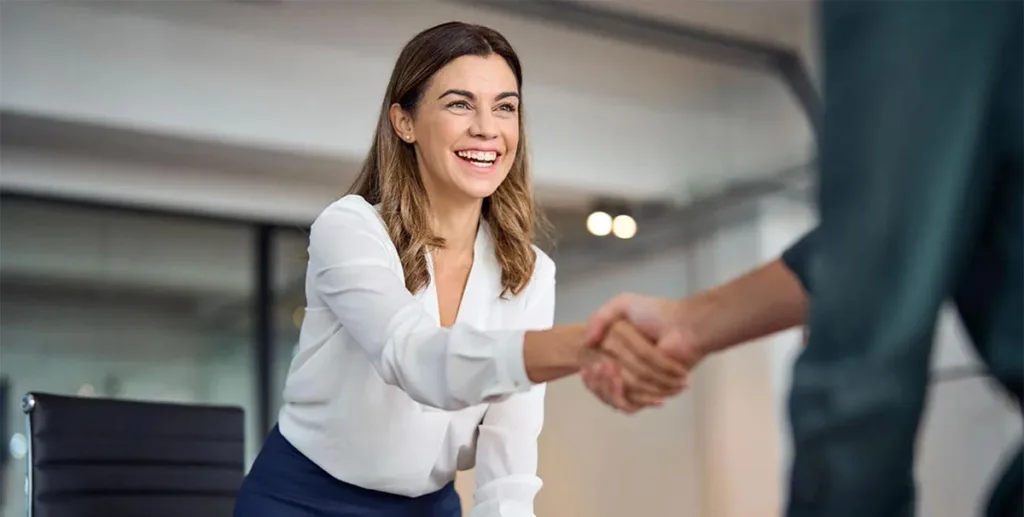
left=392, top=54, right=521, bottom=203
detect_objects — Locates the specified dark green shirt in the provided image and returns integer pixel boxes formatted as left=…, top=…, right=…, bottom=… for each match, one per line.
left=781, top=2, right=1022, bottom=516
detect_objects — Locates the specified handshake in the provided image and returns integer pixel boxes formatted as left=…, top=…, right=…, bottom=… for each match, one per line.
left=521, top=260, right=807, bottom=413
left=525, top=293, right=712, bottom=414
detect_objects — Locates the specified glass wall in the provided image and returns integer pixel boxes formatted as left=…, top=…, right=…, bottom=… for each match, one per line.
left=0, top=196, right=260, bottom=517
left=270, top=228, right=310, bottom=421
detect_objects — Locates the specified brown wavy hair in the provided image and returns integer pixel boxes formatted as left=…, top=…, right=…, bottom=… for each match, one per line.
left=348, top=21, right=547, bottom=298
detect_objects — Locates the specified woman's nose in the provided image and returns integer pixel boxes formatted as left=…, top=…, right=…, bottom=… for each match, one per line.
left=469, top=111, right=499, bottom=139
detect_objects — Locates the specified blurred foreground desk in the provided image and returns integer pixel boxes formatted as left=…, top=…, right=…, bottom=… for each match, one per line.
left=22, top=392, right=245, bottom=517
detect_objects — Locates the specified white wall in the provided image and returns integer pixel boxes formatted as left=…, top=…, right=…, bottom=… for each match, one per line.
left=516, top=202, right=771, bottom=517
left=685, top=206, right=784, bottom=517
left=0, top=146, right=343, bottom=225
left=916, top=314, right=1023, bottom=517
left=540, top=247, right=706, bottom=517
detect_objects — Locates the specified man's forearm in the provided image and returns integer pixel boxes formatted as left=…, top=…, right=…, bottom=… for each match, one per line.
left=680, top=258, right=808, bottom=356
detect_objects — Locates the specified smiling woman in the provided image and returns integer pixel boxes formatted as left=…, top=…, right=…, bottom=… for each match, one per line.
left=231, top=20, right=686, bottom=517
left=353, top=22, right=536, bottom=299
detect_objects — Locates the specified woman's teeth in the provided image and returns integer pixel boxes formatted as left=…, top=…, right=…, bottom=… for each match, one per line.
left=456, top=150, right=497, bottom=166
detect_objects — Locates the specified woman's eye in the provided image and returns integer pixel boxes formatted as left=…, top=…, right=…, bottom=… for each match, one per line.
left=447, top=101, right=471, bottom=110
left=498, top=103, right=518, bottom=113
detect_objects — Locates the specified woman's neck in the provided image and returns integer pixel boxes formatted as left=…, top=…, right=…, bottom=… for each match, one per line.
left=430, top=197, right=482, bottom=259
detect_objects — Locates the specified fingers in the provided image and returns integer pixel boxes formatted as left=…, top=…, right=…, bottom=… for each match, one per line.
left=581, top=314, right=698, bottom=415
left=600, top=320, right=686, bottom=395
left=603, top=365, right=635, bottom=413
left=617, top=364, right=687, bottom=399
left=582, top=360, right=630, bottom=412
left=625, top=389, right=666, bottom=408
left=582, top=359, right=663, bottom=414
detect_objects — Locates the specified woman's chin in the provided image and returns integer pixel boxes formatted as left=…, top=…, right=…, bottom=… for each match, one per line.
left=459, top=184, right=501, bottom=201
left=453, top=174, right=506, bottom=200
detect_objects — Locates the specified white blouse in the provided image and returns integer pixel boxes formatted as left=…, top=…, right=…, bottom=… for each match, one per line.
left=277, top=195, right=554, bottom=517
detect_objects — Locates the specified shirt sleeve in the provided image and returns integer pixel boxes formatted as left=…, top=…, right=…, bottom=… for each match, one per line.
left=469, top=252, right=553, bottom=517
left=307, top=196, right=533, bottom=411
left=780, top=227, right=818, bottom=295
left=785, top=3, right=1018, bottom=516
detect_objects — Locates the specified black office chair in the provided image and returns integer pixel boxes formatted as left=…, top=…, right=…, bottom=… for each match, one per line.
left=22, top=392, right=246, bottom=517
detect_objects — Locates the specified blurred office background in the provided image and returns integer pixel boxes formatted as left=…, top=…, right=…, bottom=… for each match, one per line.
left=0, top=1, right=1019, bottom=516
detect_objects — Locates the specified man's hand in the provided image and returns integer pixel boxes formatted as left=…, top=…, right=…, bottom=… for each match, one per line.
left=581, top=293, right=707, bottom=413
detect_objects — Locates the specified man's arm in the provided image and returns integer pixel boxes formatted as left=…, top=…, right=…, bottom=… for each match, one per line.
left=685, top=257, right=809, bottom=357
left=785, top=2, right=1017, bottom=516
left=581, top=256, right=810, bottom=411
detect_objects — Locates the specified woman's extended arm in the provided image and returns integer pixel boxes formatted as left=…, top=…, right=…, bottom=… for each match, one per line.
left=310, top=197, right=686, bottom=412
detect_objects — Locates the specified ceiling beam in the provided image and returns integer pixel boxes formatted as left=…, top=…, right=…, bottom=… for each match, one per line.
left=464, top=0, right=820, bottom=131
left=465, top=0, right=820, bottom=271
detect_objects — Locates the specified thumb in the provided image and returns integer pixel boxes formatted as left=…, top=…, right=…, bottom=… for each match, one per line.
left=584, top=293, right=633, bottom=346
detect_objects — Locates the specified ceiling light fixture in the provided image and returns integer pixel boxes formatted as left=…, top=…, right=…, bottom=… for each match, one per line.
left=586, top=211, right=613, bottom=236
left=612, top=214, right=637, bottom=239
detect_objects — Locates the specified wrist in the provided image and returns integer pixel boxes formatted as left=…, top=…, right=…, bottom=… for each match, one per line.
left=672, top=291, right=722, bottom=358
left=523, top=324, right=588, bottom=383
left=673, top=259, right=807, bottom=357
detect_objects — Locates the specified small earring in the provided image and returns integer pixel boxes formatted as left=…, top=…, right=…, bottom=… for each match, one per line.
left=404, top=135, right=412, bottom=141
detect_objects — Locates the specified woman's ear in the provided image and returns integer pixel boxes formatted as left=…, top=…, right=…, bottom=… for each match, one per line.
left=389, top=103, right=415, bottom=143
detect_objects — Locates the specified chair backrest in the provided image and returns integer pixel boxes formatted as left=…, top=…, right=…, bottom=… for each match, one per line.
left=22, top=392, right=245, bottom=517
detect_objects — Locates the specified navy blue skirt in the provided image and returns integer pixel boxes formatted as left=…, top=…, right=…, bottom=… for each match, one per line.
left=233, top=425, right=462, bottom=517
